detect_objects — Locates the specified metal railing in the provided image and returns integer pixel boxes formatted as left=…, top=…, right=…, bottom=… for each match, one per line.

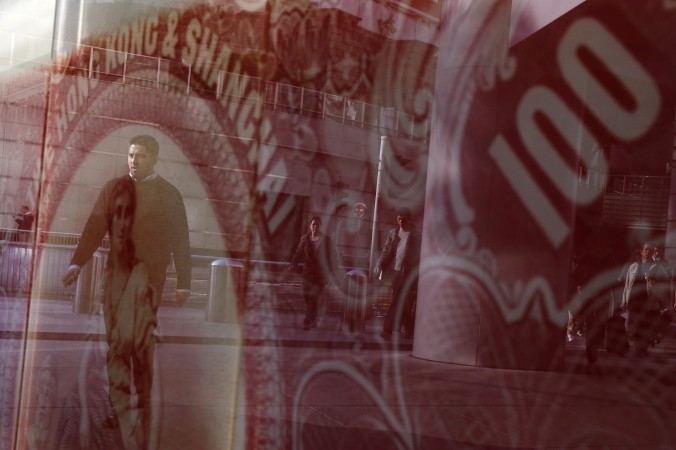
left=0, top=237, right=389, bottom=319
left=0, top=241, right=76, bottom=297
left=45, top=44, right=430, bottom=141
left=601, top=174, right=670, bottom=229
left=574, top=171, right=671, bottom=230
left=2, top=31, right=431, bottom=141
left=0, top=229, right=109, bottom=248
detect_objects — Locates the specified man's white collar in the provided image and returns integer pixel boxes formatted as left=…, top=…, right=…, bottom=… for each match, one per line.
left=129, top=171, right=158, bottom=182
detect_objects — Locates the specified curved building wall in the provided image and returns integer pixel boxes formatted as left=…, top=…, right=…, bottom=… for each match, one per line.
left=414, top=0, right=675, bottom=370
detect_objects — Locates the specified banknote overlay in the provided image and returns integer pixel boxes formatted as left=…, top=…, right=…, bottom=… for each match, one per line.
left=2, top=0, right=676, bottom=449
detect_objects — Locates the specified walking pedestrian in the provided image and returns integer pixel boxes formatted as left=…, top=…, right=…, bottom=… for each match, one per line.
left=289, top=216, right=339, bottom=330
left=373, top=207, right=421, bottom=340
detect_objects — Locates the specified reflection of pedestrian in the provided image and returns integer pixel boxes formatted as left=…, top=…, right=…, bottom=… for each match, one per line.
left=290, top=216, right=339, bottom=330
left=13, top=205, right=34, bottom=242
left=567, top=253, right=582, bottom=342
left=650, top=246, right=673, bottom=309
left=622, top=242, right=658, bottom=356
left=651, top=246, right=675, bottom=343
left=346, top=100, right=357, bottom=121
left=55, top=338, right=122, bottom=450
left=646, top=263, right=669, bottom=346
left=373, top=207, right=421, bottom=340
left=25, top=356, right=57, bottom=450
left=14, top=205, right=34, bottom=230
left=62, top=135, right=191, bottom=448
left=104, top=178, right=156, bottom=448
left=63, top=135, right=191, bottom=304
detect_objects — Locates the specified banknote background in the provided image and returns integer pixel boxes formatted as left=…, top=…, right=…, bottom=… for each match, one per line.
left=2, top=0, right=676, bottom=449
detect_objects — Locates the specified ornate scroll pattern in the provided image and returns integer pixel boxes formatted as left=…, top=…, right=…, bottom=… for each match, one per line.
left=291, top=357, right=415, bottom=450
left=423, top=0, right=568, bottom=331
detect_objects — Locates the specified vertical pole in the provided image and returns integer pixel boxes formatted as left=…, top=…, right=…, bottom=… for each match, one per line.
left=341, top=97, right=346, bottom=125
left=299, top=87, right=305, bottom=115
left=369, top=136, right=387, bottom=274
left=89, top=46, right=94, bottom=79
left=356, top=215, right=361, bottom=255
left=216, top=69, right=223, bottom=100
left=186, top=63, right=191, bottom=95
left=156, top=57, right=161, bottom=90
left=122, top=51, right=127, bottom=84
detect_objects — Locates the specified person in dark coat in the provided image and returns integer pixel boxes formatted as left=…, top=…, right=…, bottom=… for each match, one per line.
left=61, top=135, right=191, bottom=446
left=14, top=205, right=34, bottom=231
left=650, top=245, right=673, bottom=311
left=651, top=245, right=675, bottom=344
left=290, top=216, right=339, bottom=329
left=62, top=135, right=191, bottom=303
left=13, top=205, right=34, bottom=242
left=373, top=207, right=422, bottom=340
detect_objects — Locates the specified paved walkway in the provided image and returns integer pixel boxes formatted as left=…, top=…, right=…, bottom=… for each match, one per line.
left=2, top=296, right=676, bottom=449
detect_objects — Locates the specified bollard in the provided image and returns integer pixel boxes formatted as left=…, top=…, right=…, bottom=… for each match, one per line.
left=73, top=251, right=106, bottom=314
left=343, top=269, right=368, bottom=333
left=207, top=258, right=244, bottom=323
left=0, top=244, right=31, bottom=293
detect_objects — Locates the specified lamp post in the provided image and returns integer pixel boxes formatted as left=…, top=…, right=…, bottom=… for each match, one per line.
left=369, top=136, right=387, bottom=274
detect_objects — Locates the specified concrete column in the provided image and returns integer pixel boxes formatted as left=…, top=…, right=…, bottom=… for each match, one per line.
left=412, top=0, right=572, bottom=371
left=665, top=138, right=676, bottom=263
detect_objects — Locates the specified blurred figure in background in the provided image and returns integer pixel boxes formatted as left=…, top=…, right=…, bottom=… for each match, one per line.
left=567, top=252, right=582, bottom=342
left=622, top=242, right=658, bottom=357
left=13, top=205, right=34, bottom=242
left=373, top=207, right=422, bottom=341
left=647, top=248, right=672, bottom=346
left=290, top=216, right=339, bottom=330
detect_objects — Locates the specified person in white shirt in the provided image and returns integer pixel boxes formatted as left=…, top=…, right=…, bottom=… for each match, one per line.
left=373, top=207, right=422, bottom=340
left=622, top=242, right=661, bottom=356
